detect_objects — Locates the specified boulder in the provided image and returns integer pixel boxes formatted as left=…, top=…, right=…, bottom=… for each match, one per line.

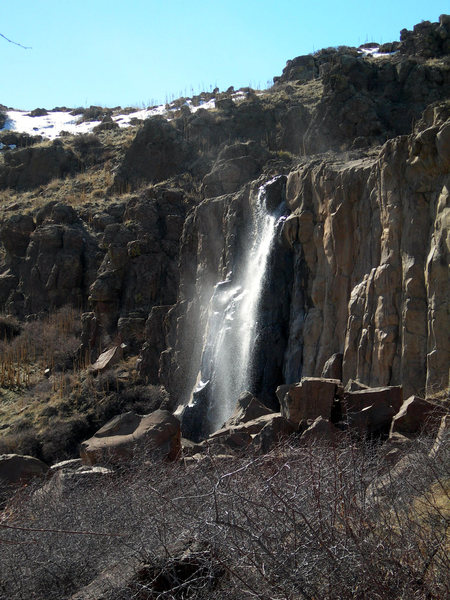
left=382, top=432, right=414, bottom=467
left=89, top=345, right=124, bottom=372
left=180, top=381, right=211, bottom=443
left=390, top=395, right=444, bottom=437
left=348, top=403, right=397, bottom=436
left=37, top=465, right=114, bottom=499
left=252, top=415, right=298, bottom=453
left=223, top=392, right=274, bottom=428
left=344, top=386, right=403, bottom=436
left=0, top=454, right=48, bottom=485
left=202, top=141, right=269, bottom=198
left=112, top=116, right=193, bottom=191
left=300, top=417, right=340, bottom=444
left=344, top=380, right=369, bottom=392
left=343, top=386, right=403, bottom=414
left=206, top=413, right=279, bottom=452
left=80, top=410, right=181, bottom=465
left=70, top=541, right=221, bottom=600
left=207, top=429, right=253, bottom=451
left=1, top=213, right=35, bottom=257
left=280, top=377, right=340, bottom=423
left=0, top=141, right=81, bottom=190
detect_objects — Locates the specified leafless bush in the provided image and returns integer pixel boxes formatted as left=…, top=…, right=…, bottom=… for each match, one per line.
left=0, top=432, right=448, bottom=599
left=0, top=305, right=82, bottom=387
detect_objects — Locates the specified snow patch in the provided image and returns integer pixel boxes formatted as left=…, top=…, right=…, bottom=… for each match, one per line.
left=1, top=90, right=259, bottom=140
left=358, top=46, right=397, bottom=58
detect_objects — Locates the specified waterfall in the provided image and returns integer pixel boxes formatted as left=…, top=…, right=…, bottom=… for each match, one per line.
left=183, top=178, right=285, bottom=438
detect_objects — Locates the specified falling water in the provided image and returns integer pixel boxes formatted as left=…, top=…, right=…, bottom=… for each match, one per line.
left=188, top=178, right=285, bottom=435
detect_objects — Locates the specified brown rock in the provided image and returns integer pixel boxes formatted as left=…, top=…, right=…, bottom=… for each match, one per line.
left=345, top=380, right=369, bottom=392
left=202, top=141, right=269, bottom=198
left=80, top=410, right=181, bottom=465
left=390, top=395, right=444, bottom=437
left=343, top=386, right=403, bottom=414
left=0, top=454, right=48, bottom=485
left=207, top=428, right=253, bottom=451
left=38, top=465, right=114, bottom=499
left=348, top=403, right=397, bottom=436
left=210, top=413, right=279, bottom=442
left=223, top=392, right=274, bottom=428
left=252, top=415, right=298, bottom=453
left=0, top=141, right=81, bottom=191
left=280, top=377, right=340, bottom=423
left=300, top=417, right=339, bottom=444
left=344, top=386, right=403, bottom=436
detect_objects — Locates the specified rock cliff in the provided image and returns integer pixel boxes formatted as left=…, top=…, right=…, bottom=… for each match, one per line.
left=0, top=15, right=448, bottom=437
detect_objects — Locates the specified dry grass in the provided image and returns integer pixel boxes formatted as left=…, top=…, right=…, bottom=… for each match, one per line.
left=0, top=306, right=81, bottom=389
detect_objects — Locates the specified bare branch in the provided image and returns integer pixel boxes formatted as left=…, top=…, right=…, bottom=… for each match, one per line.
left=0, top=32, right=31, bottom=50
left=0, top=522, right=124, bottom=537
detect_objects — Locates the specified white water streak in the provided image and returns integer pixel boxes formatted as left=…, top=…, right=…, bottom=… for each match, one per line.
left=196, top=180, right=280, bottom=431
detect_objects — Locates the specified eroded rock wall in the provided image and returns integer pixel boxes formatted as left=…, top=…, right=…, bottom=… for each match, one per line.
left=283, top=108, right=449, bottom=397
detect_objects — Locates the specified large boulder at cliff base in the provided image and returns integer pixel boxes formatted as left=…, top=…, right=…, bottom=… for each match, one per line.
left=80, top=410, right=181, bottom=465
left=343, top=386, right=403, bottom=414
left=344, top=386, right=403, bottom=436
left=252, top=415, right=298, bottom=453
left=300, top=416, right=340, bottom=445
left=223, top=392, right=274, bottom=428
left=280, top=378, right=340, bottom=423
left=390, top=395, right=445, bottom=437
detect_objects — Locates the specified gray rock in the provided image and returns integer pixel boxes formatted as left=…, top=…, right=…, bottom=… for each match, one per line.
left=0, top=454, right=48, bottom=485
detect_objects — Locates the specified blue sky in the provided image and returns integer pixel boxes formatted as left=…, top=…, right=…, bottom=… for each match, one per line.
left=1, top=1, right=448, bottom=110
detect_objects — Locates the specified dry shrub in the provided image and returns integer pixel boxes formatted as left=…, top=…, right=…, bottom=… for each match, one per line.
left=0, top=431, right=448, bottom=600
left=0, top=305, right=82, bottom=388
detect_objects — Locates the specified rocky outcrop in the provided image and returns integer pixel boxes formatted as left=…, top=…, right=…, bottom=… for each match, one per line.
left=80, top=409, right=181, bottom=465
left=86, top=187, right=191, bottom=352
left=112, top=117, right=194, bottom=191
left=0, top=140, right=80, bottom=190
left=223, top=392, right=274, bottom=427
left=252, top=415, right=298, bottom=452
left=343, top=386, right=403, bottom=436
left=0, top=202, right=100, bottom=315
left=400, top=15, right=450, bottom=58
left=202, top=141, right=269, bottom=198
left=300, top=416, right=339, bottom=444
left=283, top=106, right=450, bottom=398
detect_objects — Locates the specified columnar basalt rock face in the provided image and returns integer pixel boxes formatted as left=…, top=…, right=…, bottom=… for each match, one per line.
left=283, top=109, right=449, bottom=398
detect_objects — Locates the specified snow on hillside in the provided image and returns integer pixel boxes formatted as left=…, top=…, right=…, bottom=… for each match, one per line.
left=0, top=92, right=248, bottom=140
left=2, top=105, right=170, bottom=140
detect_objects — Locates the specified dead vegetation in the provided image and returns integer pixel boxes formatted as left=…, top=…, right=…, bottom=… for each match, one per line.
left=0, top=432, right=448, bottom=599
